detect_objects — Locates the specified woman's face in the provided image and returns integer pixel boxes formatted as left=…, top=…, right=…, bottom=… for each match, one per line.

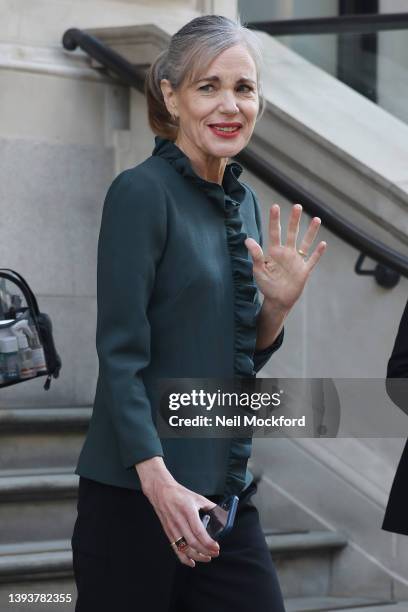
left=161, top=44, right=260, bottom=160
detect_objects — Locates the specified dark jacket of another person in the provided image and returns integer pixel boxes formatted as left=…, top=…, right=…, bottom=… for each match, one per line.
left=382, top=300, right=408, bottom=535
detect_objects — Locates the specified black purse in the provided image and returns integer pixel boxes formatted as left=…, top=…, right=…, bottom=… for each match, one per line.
left=0, top=268, right=62, bottom=390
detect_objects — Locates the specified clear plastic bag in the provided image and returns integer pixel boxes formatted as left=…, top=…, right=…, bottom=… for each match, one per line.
left=0, top=269, right=62, bottom=390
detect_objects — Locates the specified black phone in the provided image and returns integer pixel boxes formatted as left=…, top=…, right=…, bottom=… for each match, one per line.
left=199, top=495, right=239, bottom=540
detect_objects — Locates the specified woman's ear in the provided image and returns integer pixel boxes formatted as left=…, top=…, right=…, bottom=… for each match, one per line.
left=160, top=79, right=178, bottom=119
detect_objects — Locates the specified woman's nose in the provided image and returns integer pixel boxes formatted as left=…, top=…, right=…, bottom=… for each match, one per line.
left=218, top=91, right=239, bottom=114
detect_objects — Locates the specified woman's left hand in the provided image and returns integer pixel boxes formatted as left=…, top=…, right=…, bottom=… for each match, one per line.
left=245, top=203, right=327, bottom=311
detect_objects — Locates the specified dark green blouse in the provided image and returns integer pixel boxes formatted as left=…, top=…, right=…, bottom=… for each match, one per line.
left=75, top=136, right=284, bottom=496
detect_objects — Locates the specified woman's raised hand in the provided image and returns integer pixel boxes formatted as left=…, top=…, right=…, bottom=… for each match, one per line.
left=136, top=457, right=220, bottom=567
left=245, top=204, right=327, bottom=310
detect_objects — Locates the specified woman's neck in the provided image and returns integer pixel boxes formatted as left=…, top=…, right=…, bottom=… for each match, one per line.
left=175, top=134, right=227, bottom=186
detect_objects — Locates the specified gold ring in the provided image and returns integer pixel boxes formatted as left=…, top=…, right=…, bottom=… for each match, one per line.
left=172, top=536, right=188, bottom=552
left=298, top=249, right=307, bottom=259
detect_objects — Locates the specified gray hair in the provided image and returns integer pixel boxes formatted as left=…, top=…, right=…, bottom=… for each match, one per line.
left=145, top=14, right=265, bottom=140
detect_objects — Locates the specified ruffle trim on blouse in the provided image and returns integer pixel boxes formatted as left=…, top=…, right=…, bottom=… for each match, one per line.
left=223, top=201, right=258, bottom=495
left=224, top=201, right=259, bottom=378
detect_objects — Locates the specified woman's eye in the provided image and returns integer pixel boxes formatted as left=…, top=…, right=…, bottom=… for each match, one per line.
left=237, top=84, right=254, bottom=93
left=198, top=83, right=254, bottom=93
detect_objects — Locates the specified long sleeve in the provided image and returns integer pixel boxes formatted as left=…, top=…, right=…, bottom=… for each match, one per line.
left=95, top=168, right=167, bottom=470
left=245, top=183, right=284, bottom=373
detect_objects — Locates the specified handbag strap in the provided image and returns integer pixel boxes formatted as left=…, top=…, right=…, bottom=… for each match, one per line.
left=0, top=268, right=40, bottom=316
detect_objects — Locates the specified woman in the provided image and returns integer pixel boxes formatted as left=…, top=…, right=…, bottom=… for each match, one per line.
left=382, top=299, right=408, bottom=535
left=71, top=14, right=326, bottom=612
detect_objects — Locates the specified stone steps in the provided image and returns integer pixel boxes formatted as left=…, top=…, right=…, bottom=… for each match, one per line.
left=265, top=530, right=348, bottom=555
left=285, top=597, right=402, bottom=611
left=0, top=407, right=91, bottom=471
left=0, top=471, right=78, bottom=545
left=265, top=529, right=348, bottom=599
left=0, top=540, right=72, bottom=583
left=0, top=539, right=74, bottom=611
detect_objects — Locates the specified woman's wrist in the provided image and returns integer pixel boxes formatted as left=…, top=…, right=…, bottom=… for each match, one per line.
left=261, top=297, right=291, bottom=320
left=255, top=298, right=289, bottom=351
left=135, top=456, right=175, bottom=496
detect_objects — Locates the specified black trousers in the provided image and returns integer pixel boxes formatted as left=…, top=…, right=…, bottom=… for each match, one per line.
left=71, top=476, right=286, bottom=612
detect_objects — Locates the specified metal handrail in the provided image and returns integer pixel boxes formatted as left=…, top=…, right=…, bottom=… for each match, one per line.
left=62, top=28, right=408, bottom=282
left=62, top=28, right=147, bottom=93
left=247, top=13, right=408, bottom=36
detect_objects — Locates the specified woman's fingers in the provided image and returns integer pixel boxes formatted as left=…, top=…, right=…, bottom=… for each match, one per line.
left=166, top=517, right=196, bottom=567
left=186, top=500, right=220, bottom=555
left=161, top=498, right=219, bottom=566
left=174, top=547, right=196, bottom=567
left=285, top=204, right=302, bottom=248
left=245, top=237, right=264, bottom=268
left=153, top=505, right=195, bottom=568
left=306, top=241, right=327, bottom=272
left=169, top=526, right=212, bottom=565
left=262, top=204, right=324, bottom=260
left=298, top=217, right=321, bottom=257
left=269, top=204, right=281, bottom=247
left=183, top=547, right=212, bottom=563
left=173, top=512, right=219, bottom=559
left=168, top=525, right=213, bottom=566
left=145, top=481, right=221, bottom=568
